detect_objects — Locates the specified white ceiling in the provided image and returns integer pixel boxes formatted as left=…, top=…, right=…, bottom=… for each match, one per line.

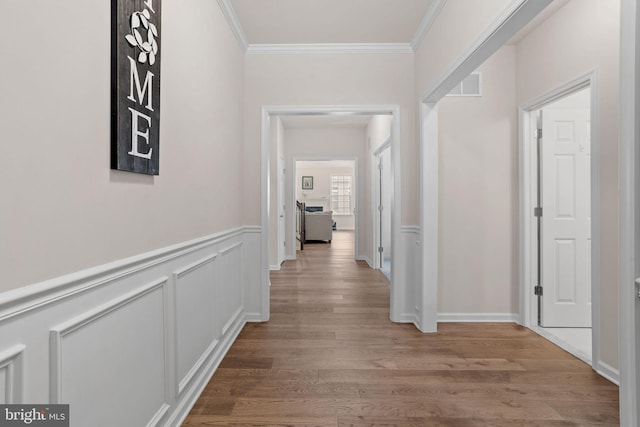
left=229, top=0, right=436, bottom=45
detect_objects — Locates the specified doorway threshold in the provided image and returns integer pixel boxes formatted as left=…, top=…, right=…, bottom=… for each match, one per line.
left=530, top=325, right=592, bottom=365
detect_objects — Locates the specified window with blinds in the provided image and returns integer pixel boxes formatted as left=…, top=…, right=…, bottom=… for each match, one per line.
left=331, top=175, right=352, bottom=215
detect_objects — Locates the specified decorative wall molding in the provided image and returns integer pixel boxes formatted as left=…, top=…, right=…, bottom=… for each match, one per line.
left=177, top=338, right=218, bottom=396
left=400, top=225, right=421, bottom=234
left=247, top=43, right=414, bottom=55
left=0, top=227, right=244, bottom=323
left=0, top=344, right=25, bottom=404
left=220, top=243, right=243, bottom=335
left=167, top=308, right=245, bottom=426
left=173, top=254, right=218, bottom=280
left=410, top=0, right=447, bottom=50
left=216, top=0, right=249, bottom=52
left=220, top=241, right=243, bottom=256
left=49, top=278, right=169, bottom=404
left=0, top=226, right=256, bottom=426
left=217, top=0, right=444, bottom=55
left=437, top=313, right=519, bottom=323
left=173, top=254, right=218, bottom=396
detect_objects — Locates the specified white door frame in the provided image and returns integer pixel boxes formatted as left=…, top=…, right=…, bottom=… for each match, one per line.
left=261, top=105, right=403, bottom=321
left=418, top=0, right=553, bottom=333
left=278, top=154, right=286, bottom=266
left=372, top=139, right=391, bottom=270
left=518, top=73, right=599, bottom=368
left=619, top=0, right=639, bottom=424
left=291, top=157, right=359, bottom=260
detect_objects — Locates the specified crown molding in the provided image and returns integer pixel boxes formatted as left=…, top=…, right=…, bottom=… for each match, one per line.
left=217, top=0, right=249, bottom=52
left=411, top=0, right=447, bottom=51
left=246, top=43, right=414, bottom=55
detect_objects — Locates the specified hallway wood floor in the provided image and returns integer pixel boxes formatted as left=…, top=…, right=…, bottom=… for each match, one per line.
left=183, top=231, right=619, bottom=426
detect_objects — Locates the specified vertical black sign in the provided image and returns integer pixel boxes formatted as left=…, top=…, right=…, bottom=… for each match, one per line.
left=111, top=0, right=161, bottom=175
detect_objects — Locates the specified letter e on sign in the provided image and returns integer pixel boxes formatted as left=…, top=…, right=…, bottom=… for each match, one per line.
left=111, top=0, right=161, bottom=175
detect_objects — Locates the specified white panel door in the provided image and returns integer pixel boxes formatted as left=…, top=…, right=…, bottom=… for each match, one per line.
left=278, top=156, right=286, bottom=265
left=541, top=109, right=591, bottom=327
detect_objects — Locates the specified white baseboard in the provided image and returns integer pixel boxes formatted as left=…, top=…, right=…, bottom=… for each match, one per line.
left=269, top=265, right=281, bottom=271
left=437, top=313, right=519, bottom=323
left=356, top=255, right=374, bottom=269
left=596, top=361, right=620, bottom=386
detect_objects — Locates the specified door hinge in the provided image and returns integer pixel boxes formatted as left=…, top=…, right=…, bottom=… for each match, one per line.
left=534, top=286, right=543, bottom=296
left=537, top=128, right=542, bottom=139
left=534, top=207, right=543, bottom=217
left=378, top=163, right=383, bottom=170
left=378, top=205, right=383, bottom=213
left=378, top=246, right=384, bottom=253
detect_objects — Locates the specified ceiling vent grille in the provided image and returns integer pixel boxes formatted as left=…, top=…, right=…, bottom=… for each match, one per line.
left=447, top=73, right=482, bottom=97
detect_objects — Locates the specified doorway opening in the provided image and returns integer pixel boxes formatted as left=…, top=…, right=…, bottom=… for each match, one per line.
left=295, top=159, right=357, bottom=258
left=261, top=106, right=402, bottom=322
left=520, top=78, right=597, bottom=365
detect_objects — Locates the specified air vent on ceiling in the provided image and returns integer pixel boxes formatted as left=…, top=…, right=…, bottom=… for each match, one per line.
left=447, top=73, right=482, bottom=97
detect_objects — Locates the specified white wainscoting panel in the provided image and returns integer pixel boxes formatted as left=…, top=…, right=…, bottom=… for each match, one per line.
left=242, top=227, right=264, bottom=322
left=0, top=345, right=25, bottom=404
left=219, top=243, right=243, bottom=335
left=50, top=279, right=169, bottom=427
left=0, top=226, right=262, bottom=427
left=173, top=254, right=219, bottom=396
left=397, top=226, right=421, bottom=325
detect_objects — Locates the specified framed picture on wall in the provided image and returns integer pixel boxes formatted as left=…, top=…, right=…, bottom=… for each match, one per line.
left=302, top=176, right=313, bottom=190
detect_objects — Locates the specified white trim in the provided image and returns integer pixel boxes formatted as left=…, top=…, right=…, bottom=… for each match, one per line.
left=418, top=102, right=438, bottom=333
left=49, top=278, right=169, bottom=404
left=529, top=326, right=592, bottom=366
left=401, top=225, right=421, bottom=234
left=421, top=0, right=553, bottom=103
left=355, top=255, right=374, bottom=269
left=0, top=344, right=25, bottom=404
left=220, top=241, right=243, bottom=256
left=243, top=226, right=262, bottom=234
left=620, top=0, right=640, bottom=423
left=262, top=105, right=402, bottom=322
left=172, top=254, right=218, bottom=396
left=167, top=311, right=246, bottom=427
left=269, top=264, right=281, bottom=271
left=410, top=0, right=447, bottom=51
left=596, top=362, right=621, bottom=387
left=0, top=227, right=245, bottom=323
left=216, top=0, right=249, bottom=52
left=173, top=254, right=218, bottom=280
left=518, top=73, right=600, bottom=374
left=222, top=306, right=243, bottom=337
left=437, top=313, right=519, bottom=323
left=246, top=43, right=413, bottom=55
left=147, top=403, right=170, bottom=427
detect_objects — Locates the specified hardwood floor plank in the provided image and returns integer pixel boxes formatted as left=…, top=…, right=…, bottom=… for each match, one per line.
left=183, top=231, right=619, bottom=426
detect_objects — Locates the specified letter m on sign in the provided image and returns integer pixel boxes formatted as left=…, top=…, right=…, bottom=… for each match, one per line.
left=111, top=0, right=161, bottom=175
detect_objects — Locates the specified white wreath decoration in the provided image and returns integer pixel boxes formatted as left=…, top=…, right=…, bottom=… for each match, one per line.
left=125, top=8, right=159, bottom=65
